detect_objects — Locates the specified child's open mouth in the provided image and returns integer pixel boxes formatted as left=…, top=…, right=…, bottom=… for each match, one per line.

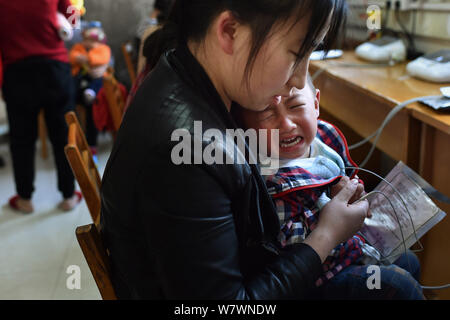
left=280, top=136, right=302, bottom=148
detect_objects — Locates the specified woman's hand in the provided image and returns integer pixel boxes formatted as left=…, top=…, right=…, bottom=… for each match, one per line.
left=331, top=176, right=372, bottom=218
left=304, top=177, right=370, bottom=262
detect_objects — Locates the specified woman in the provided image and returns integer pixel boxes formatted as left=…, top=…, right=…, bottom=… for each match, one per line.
left=100, top=0, right=422, bottom=300
left=0, top=0, right=81, bottom=213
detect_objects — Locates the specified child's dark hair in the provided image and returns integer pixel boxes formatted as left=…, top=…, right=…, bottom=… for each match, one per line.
left=144, top=0, right=347, bottom=75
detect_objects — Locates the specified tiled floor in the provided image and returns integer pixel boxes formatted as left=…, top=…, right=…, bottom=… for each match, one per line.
left=0, top=132, right=113, bottom=300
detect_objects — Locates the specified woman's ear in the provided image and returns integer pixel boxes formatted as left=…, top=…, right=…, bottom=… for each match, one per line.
left=315, top=89, right=320, bottom=118
left=215, top=11, right=239, bottom=55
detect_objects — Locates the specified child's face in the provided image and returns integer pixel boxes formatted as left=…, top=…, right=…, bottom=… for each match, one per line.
left=240, top=85, right=320, bottom=160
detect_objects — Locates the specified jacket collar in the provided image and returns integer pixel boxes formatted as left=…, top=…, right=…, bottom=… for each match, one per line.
left=166, top=44, right=279, bottom=247
left=166, top=43, right=280, bottom=244
left=167, top=43, right=238, bottom=129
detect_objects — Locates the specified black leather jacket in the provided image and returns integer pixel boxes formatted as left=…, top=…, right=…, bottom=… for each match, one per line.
left=100, top=44, right=322, bottom=299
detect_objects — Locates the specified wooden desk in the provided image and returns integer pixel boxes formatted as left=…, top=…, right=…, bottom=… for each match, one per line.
left=310, top=51, right=450, bottom=299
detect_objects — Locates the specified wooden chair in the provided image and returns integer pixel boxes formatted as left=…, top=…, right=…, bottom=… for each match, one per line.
left=64, top=111, right=117, bottom=299
left=102, top=73, right=126, bottom=135
left=64, top=111, right=101, bottom=226
left=121, top=41, right=136, bottom=85
left=76, top=223, right=117, bottom=300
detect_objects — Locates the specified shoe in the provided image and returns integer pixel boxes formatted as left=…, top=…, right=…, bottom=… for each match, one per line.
left=9, top=195, right=34, bottom=214
left=58, top=191, right=83, bottom=211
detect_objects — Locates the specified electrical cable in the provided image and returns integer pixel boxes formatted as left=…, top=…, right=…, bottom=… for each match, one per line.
left=346, top=166, right=421, bottom=258
left=345, top=166, right=450, bottom=290
left=394, top=3, right=417, bottom=54
left=382, top=1, right=392, bottom=32
left=421, top=284, right=450, bottom=290
left=349, top=130, right=378, bottom=150
left=349, top=96, right=443, bottom=168
left=356, top=190, right=411, bottom=271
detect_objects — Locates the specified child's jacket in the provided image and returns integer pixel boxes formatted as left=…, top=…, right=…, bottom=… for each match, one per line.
left=265, top=119, right=368, bottom=286
left=69, top=43, right=111, bottom=75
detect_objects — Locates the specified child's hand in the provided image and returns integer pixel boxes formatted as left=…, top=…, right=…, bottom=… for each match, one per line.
left=320, top=178, right=370, bottom=243
left=331, top=176, right=364, bottom=204
left=304, top=178, right=370, bottom=262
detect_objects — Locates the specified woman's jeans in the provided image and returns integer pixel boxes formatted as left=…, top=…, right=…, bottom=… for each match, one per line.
left=317, top=250, right=425, bottom=300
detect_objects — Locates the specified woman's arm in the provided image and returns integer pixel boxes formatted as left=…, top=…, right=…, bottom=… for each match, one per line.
left=137, top=159, right=324, bottom=300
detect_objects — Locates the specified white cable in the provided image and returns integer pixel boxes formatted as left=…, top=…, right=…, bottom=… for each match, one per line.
left=346, top=167, right=419, bottom=269
left=421, top=284, right=450, bottom=290
left=350, top=96, right=443, bottom=168
left=346, top=166, right=450, bottom=291
left=346, top=166, right=420, bottom=249
left=349, top=131, right=378, bottom=150
left=310, top=62, right=443, bottom=168
left=354, top=190, right=410, bottom=268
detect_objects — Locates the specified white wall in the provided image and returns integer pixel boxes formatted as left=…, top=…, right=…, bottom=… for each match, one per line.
left=346, top=0, right=450, bottom=54
left=83, top=0, right=156, bottom=87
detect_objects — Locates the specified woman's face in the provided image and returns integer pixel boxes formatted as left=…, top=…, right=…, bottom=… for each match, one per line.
left=230, top=15, right=320, bottom=112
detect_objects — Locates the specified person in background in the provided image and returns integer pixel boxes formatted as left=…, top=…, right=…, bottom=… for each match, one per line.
left=0, top=0, right=82, bottom=213
left=136, top=0, right=175, bottom=74
left=0, top=50, right=4, bottom=168
left=0, top=50, right=3, bottom=87
left=70, top=21, right=111, bottom=156
left=70, top=0, right=86, bottom=16
left=64, top=0, right=88, bottom=50
left=124, top=0, right=175, bottom=113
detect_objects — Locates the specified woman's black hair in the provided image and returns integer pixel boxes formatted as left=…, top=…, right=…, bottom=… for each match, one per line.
left=144, top=0, right=347, bottom=76
left=154, top=0, right=175, bottom=24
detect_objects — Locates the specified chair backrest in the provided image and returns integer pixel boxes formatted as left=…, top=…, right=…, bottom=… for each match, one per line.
left=102, top=73, right=125, bottom=134
left=64, top=111, right=102, bottom=226
left=76, top=223, right=117, bottom=300
left=121, top=41, right=136, bottom=84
